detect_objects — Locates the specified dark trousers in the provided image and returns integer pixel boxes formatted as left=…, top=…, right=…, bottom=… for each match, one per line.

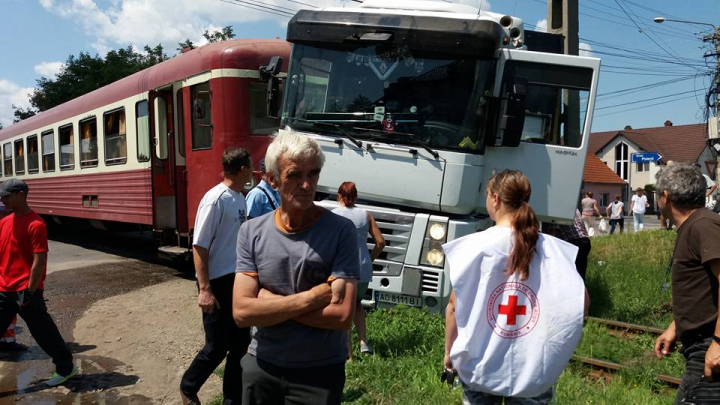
left=609, top=218, right=624, bottom=234
left=0, top=290, right=74, bottom=375
left=461, top=383, right=553, bottom=405
left=241, top=354, right=345, bottom=405
left=181, top=273, right=251, bottom=404
left=567, top=237, right=591, bottom=280
left=675, top=337, right=720, bottom=405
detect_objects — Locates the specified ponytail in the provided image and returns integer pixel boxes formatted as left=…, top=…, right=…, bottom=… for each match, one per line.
left=486, top=170, right=540, bottom=281
left=507, top=201, right=539, bottom=281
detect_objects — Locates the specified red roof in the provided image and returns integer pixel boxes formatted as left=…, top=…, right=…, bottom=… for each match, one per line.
left=583, top=153, right=625, bottom=185
left=588, top=123, right=707, bottom=164
left=0, top=39, right=290, bottom=141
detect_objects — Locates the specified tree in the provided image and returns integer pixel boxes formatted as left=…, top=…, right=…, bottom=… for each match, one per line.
left=28, top=44, right=167, bottom=113
left=203, top=26, right=235, bottom=43
left=177, top=39, right=195, bottom=53
left=12, top=105, right=36, bottom=123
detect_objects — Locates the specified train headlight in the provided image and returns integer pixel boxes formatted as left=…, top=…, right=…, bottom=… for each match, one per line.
left=429, top=223, right=446, bottom=241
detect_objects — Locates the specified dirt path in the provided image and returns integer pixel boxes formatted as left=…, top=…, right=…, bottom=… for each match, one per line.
left=0, top=260, right=222, bottom=404
left=73, top=278, right=222, bottom=404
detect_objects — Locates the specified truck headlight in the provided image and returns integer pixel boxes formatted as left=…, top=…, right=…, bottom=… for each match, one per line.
left=420, top=220, right=448, bottom=267
left=429, top=223, right=446, bottom=241
left=426, top=249, right=445, bottom=266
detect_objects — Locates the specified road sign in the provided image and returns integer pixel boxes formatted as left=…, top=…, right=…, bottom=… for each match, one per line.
left=631, top=152, right=661, bottom=163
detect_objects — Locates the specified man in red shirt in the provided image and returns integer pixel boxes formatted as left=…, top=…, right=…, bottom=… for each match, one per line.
left=0, top=179, right=77, bottom=386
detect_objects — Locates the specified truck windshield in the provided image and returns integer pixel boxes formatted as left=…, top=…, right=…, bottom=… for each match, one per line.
left=282, top=44, right=496, bottom=153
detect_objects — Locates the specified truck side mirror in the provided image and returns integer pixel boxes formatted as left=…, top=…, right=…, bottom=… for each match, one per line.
left=500, top=76, right=528, bottom=147
left=260, top=56, right=284, bottom=118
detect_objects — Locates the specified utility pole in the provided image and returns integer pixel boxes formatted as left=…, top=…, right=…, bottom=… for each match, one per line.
left=702, top=27, right=720, bottom=186
left=547, top=0, right=580, bottom=147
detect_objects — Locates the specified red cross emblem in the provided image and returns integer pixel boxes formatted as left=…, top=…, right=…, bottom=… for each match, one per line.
left=486, top=282, right=540, bottom=339
left=498, top=295, right=526, bottom=326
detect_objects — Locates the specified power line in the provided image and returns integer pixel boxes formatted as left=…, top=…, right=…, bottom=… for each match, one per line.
left=596, top=75, right=698, bottom=98
left=220, top=0, right=296, bottom=17
left=595, top=93, right=701, bottom=117
left=595, top=88, right=703, bottom=110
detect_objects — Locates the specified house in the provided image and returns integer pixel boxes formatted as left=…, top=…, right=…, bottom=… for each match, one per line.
left=588, top=121, right=713, bottom=208
left=582, top=153, right=626, bottom=212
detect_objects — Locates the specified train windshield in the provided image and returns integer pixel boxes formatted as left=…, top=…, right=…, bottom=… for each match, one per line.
left=282, top=44, right=496, bottom=153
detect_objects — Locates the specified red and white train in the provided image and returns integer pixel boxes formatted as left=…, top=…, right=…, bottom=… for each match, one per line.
left=0, top=39, right=290, bottom=257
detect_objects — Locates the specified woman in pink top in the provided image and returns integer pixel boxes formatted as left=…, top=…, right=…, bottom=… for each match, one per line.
left=580, top=192, right=603, bottom=236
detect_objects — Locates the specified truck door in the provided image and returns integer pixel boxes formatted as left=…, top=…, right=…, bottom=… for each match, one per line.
left=481, top=50, right=600, bottom=222
left=149, top=89, right=177, bottom=233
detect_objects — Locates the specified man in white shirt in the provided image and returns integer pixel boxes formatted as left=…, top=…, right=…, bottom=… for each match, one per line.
left=180, top=147, right=253, bottom=405
left=630, top=187, right=649, bottom=232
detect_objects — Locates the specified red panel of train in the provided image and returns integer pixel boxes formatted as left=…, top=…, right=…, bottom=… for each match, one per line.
left=0, top=39, right=291, bottom=255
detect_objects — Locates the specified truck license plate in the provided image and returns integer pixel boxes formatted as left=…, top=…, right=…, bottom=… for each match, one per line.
left=375, top=291, right=423, bottom=307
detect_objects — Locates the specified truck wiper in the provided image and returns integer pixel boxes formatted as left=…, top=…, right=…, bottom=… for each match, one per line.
left=353, top=127, right=440, bottom=159
left=286, top=117, right=363, bottom=148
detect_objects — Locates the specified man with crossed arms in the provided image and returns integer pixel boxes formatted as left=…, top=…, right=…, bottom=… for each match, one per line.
left=233, top=129, right=359, bottom=404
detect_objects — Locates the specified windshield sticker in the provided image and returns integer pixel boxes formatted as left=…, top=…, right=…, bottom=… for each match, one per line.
left=346, top=47, right=421, bottom=80
left=374, top=106, right=385, bottom=122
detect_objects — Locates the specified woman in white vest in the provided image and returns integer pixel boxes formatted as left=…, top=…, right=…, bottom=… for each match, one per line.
left=443, top=170, right=586, bottom=404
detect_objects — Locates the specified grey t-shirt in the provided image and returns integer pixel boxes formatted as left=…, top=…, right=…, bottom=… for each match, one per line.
left=236, top=208, right=360, bottom=368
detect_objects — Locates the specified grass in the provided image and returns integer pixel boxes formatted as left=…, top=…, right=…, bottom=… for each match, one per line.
left=585, top=230, right=676, bottom=328
left=213, top=230, right=682, bottom=404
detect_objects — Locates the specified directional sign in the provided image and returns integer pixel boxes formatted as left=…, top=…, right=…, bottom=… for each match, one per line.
left=631, top=152, right=661, bottom=163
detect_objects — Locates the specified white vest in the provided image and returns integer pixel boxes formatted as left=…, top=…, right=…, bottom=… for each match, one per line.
left=443, top=226, right=584, bottom=398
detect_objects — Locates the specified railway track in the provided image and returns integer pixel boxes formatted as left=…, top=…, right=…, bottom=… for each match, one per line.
left=572, top=317, right=681, bottom=388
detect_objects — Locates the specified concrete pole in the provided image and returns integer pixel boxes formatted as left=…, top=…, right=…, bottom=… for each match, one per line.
left=547, top=0, right=580, bottom=146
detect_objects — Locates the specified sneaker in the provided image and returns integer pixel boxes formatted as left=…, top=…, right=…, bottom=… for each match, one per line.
left=0, top=341, right=28, bottom=352
left=181, top=389, right=201, bottom=405
left=46, top=365, right=79, bottom=387
left=360, top=342, right=374, bottom=354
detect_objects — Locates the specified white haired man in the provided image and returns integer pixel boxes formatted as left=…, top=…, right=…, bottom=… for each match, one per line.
left=654, top=163, right=720, bottom=404
left=233, top=129, right=359, bottom=404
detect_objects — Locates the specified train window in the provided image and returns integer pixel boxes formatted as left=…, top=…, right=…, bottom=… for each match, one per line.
left=104, top=109, right=127, bottom=165
left=154, top=97, right=168, bottom=160
left=191, top=82, right=212, bottom=150
left=14, top=139, right=25, bottom=175
left=176, top=89, right=185, bottom=157
left=3, top=143, right=11, bottom=176
left=27, top=135, right=39, bottom=174
left=136, top=101, right=150, bottom=162
left=249, top=81, right=281, bottom=134
left=80, top=118, right=98, bottom=168
left=42, top=130, right=55, bottom=172
left=59, top=124, right=74, bottom=170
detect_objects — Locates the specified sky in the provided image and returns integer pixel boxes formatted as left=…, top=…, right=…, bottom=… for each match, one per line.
left=1, top=0, right=719, bottom=133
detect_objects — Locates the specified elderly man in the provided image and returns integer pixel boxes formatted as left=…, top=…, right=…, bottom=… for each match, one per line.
left=233, top=129, right=359, bottom=404
left=654, top=163, right=720, bottom=404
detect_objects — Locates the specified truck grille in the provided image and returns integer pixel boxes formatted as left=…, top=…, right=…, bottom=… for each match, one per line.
left=366, top=210, right=414, bottom=263
left=421, top=269, right=441, bottom=293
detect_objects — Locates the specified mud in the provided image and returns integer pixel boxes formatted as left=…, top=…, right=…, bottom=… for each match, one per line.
left=0, top=226, right=205, bottom=404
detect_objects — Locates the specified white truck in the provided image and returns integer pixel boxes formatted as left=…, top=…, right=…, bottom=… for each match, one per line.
left=275, top=0, right=600, bottom=313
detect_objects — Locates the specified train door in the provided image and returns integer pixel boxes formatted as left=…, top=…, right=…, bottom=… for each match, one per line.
left=149, top=89, right=178, bottom=241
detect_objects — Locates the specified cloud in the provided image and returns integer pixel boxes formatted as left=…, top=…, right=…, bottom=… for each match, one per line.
left=34, top=61, right=65, bottom=78
left=535, top=19, right=547, bottom=32
left=0, top=80, right=34, bottom=128
left=580, top=42, right=593, bottom=57
left=39, top=0, right=316, bottom=54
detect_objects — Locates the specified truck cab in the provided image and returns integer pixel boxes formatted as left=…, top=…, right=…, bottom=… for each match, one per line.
left=279, top=0, right=600, bottom=313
